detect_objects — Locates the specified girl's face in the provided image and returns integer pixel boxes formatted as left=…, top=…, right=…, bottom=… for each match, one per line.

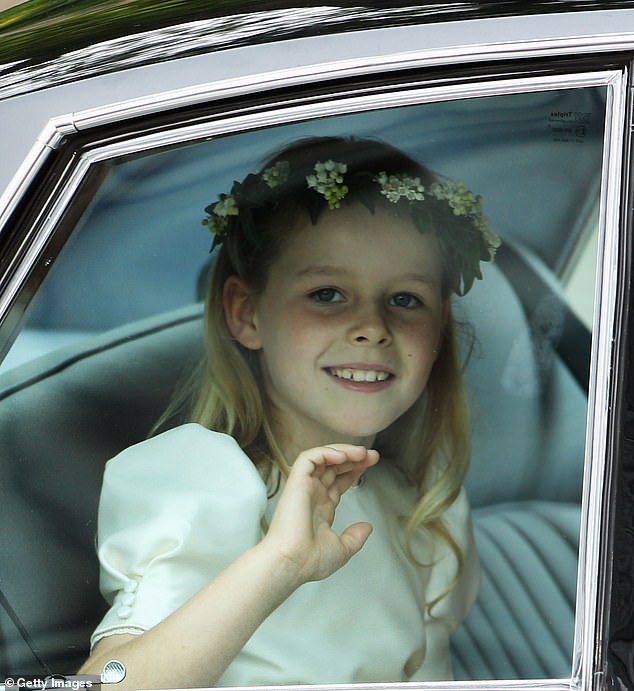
left=224, top=202, right=446, bottom=461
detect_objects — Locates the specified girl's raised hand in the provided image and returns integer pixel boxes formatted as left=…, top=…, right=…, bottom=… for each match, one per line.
left=262, top=444, right=379, bottom=587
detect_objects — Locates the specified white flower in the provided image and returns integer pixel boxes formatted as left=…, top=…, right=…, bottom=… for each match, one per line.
left=430, top=180, right=476, bottom=216
left=375, top=172, right=425, bottom=203
left=307, top=160, right=349, bottom=209
left=213, top=195, right=238, bottom=217
left=262, top=161, right=290, bottom=188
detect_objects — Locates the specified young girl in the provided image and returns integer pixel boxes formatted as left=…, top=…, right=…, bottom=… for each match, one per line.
left=80, top=136, right=499, bottom=688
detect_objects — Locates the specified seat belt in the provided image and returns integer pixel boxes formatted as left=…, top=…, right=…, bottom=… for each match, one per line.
left=0, top=585, right=52, bottom=676
left=494, top=242, right=591, bottom=395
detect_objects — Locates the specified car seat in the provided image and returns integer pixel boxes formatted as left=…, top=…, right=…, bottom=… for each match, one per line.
left=451, top=250, right=586, bottom=679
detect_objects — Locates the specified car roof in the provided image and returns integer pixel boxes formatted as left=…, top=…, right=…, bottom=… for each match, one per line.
left=2, top=0, right=634, bottom=79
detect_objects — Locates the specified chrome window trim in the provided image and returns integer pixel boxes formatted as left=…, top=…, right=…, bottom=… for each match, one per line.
left=0, top=69, right=625, bottom=691
left=0, top=117, right=78, bottom=240
left=74, top=71, right=621, bottom=160
left=29, top=41, right=634, bottom=136
left=574, top=68, right=627, bottom=691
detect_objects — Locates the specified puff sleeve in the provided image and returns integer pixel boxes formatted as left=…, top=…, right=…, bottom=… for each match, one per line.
left=90, top=424, right=268, bottom=648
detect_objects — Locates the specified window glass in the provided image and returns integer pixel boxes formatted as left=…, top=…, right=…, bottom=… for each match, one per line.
left=0, top=84, right=607, bottom=684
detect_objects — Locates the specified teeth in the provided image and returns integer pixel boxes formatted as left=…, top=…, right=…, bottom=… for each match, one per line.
left=330, top=368, right=390, bottom=382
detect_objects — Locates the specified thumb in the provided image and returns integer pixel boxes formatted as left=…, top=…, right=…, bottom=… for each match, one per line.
left=339, top=522, right=373, bottom=561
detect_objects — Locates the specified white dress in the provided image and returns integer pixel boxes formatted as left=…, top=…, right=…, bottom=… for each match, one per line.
left=91, top=424, right=479, bottom=685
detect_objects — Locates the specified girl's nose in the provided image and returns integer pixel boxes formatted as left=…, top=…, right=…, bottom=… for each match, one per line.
left=347, top=307, right=392, bottom=346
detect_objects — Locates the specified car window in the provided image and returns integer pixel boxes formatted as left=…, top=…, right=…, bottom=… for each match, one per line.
left=0, top=72, right=621, bottom=688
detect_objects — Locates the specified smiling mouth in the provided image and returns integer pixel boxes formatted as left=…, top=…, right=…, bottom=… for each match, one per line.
left=327, top=367, right=392, bottom=383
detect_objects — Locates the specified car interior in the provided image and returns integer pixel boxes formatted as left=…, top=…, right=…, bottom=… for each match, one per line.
left=0, top=85, right=604, bottom=681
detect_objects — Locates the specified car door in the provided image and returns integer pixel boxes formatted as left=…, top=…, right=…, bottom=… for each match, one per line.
left=0, top=3, right=633, bottom=690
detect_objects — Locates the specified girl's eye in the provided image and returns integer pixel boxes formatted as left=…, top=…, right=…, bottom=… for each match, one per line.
left=389, top=293, right=422, bottom=308
left=310, top=288, right=345, bottom=303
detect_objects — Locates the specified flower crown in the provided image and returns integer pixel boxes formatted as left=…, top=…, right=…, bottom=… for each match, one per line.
left=202, top=159, right=500, bottom=295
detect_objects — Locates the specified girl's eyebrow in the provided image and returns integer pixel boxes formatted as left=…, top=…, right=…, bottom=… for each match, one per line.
left=295, top=265, right=348, bottom=278
left=401, top=272, right=441, bottom=287
left=295, top=266, right=439, bottom=286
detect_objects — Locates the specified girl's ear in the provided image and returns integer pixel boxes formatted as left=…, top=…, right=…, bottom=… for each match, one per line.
left=222, top=276, right=262, bottom=350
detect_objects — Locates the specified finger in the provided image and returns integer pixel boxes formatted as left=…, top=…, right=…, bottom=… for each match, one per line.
left=296, top=447, right=347, bottom=471
left=330, top=450, right=379, bottom=489
left=328, top=468, right=381, bottom=511
left=300, top=444, right=370, bottom=464
left=321, top=462, right=367, bottom=499
left=323, top=444, right=375, bottom=462
left=320, top=464, right=362, bottom=504
left=311, top=446, right=379, bottom=471
left=290, top=447, right=379, bottom=492
left=320, top=466, right=339, bottom=489
left=308, top=460, right=357, bottom=489
left=329, top=470, right=364, bottom=502
left=328, top=447, right=380, bottom=472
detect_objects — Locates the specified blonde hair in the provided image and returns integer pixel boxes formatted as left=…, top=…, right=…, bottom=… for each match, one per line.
left=175, top=137, right=472, bottom=608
